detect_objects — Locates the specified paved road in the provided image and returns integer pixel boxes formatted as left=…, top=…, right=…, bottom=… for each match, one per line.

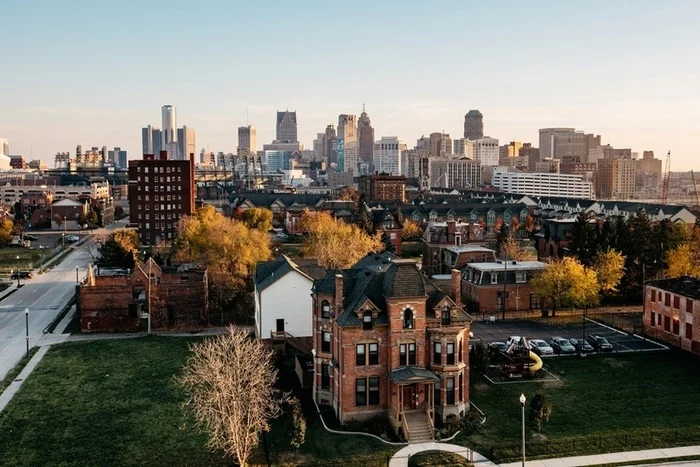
left=0, top=239, right=95, bottom=381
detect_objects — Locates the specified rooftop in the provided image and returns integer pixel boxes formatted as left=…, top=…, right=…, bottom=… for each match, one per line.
left=466, top=260, right=546, bottom=272
left=646, top=276, right=700, bottom=300
left=445, top=245, right=494, bottom=254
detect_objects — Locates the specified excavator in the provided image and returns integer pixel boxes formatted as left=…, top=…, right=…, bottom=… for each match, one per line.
left=490, top=337, right=543, bottom=380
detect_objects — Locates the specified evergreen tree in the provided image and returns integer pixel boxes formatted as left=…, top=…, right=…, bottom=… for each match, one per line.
left=381, top=230, right=395, bottom=253
left=569, top=211, right=595, bottom=265
left=597, top=220, right=614, bottom=252
left=358, top=205, right=375, bottom=236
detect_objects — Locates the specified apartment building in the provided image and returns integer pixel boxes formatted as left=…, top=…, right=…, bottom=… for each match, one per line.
left=430, top=158, right=481, bottom=189
left=644, top=277, right=700, bottom=355
left=492, top=170, right=593, bottom=198
left=596, top=158, right=636, bottom=200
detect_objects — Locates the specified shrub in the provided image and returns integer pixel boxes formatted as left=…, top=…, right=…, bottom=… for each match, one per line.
left=288, top=397, right=306, bottom=449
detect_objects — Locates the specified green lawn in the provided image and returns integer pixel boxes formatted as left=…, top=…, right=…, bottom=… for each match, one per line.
left=0, top=337, right=398, bottom=467
left=0, top=248, right=46, bottom=274
left=461, top=349, right=700, bottom=462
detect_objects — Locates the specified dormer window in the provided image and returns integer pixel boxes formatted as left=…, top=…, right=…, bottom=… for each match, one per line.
left=362, top=311, right=373, bottom=330
left=491, top=273, right=498, bottom=285
left=403, top=309, right=414, bottom=329
left=441, top=306, right=451, bottom=326
left=321, top=300, right=331, bottom=319
left=516, top=271, right=527, bottom=284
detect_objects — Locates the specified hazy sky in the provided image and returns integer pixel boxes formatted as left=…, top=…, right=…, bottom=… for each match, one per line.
left=2, top=0, right=699, bottom=169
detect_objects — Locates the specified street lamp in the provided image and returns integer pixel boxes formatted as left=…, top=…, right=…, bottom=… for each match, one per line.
left=16, top=255, right=20, bottom=287
left=25, top=308, right=29, bottom=356
left=76, top=266, right=79, bottom=284
left=520, top=393, right=527, bottom=467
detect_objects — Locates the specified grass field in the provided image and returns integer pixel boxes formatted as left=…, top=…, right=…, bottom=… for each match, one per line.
left=461, top=349, right=700, bottom=462
left=0, top=337, right=398, bottom=467
left=0, top=248, right=46, bottom=274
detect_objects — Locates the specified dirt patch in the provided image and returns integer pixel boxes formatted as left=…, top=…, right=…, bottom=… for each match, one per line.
left=474, top=383, right=490, bottom=392
left=602, top=358, right=629, bottom=369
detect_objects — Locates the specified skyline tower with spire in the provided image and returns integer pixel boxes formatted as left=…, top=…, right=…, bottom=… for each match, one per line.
left=358, top=103, right=375, bottom=168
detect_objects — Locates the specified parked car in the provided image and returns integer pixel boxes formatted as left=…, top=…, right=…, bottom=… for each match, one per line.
left=275, top=232, right=289, bottom=240
left=549, top=336, right=576, bottom=354
left=489, top=341, right=508, bottom=353
left=587, top=334, right=614, bottom=352
left=11, top=271, right=33, bottom=280
left=529, top=339, right=554, bottom=356
left=24, top=234, right=38, bottom=241
left=569, top=338, right=595, bottom=353
left=65, top=235, right=80, bottom=242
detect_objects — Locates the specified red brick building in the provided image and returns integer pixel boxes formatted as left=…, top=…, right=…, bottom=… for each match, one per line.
left=462, top=260, right=546, bottom=317
left=422, top=221, right=485, bottom=277
left=358, top=174, right=406, bottom=203
left=78, top=259, right=208, bottom=333
left=312, top=260, right=471, bottom=442
left=644, top=277, right=700, bottom=354
left=128, top=151, right=195, bottom=245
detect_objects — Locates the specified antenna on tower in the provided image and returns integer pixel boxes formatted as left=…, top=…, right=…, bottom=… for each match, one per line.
left=363, top=103, right=366, bottom=113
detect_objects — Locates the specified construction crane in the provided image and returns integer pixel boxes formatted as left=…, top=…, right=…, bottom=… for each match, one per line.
left=692, top=170, right=700, bottom=207
left=661, top=150, right=671, bottom=205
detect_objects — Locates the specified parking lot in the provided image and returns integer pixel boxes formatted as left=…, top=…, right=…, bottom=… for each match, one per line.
left=472, top=318, right=666, bottom=354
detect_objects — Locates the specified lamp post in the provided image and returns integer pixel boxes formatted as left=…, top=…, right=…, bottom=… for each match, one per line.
left=76, top=266, right=79, bottom=284
left=520, top=393, right=527, bottom=467
left=25, top=308, right=29, bottom=356
left=16, top=255, right=20, bottom=287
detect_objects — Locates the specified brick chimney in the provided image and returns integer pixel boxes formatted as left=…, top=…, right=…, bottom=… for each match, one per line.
left=447, top=220, right=456, bottom=235
left=451, top=268, right=462, bottom=306
left=334, top=273, right=344, bottom=311
left=159, top=150, right=168, bottom=161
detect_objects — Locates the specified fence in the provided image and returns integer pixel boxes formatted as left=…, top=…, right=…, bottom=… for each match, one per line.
left=472, top=305, right=643, bottom=323
left=487, top=428, right=700, bottom=463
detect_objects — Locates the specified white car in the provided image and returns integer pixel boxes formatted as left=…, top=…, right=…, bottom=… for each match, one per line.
left=65, top=235, right=80, bottom=242
left=529, top=339, right=554, bottom=356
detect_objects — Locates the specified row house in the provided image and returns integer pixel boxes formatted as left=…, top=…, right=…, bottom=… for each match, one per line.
left=422, top=221, right=485, bottom=277
left=312, top=260, right=471, bottom=442
left=644, top=277, right=700, bottom=354
left=461, top=260, right=546, bottom=316
left=392, top=203, right=531, bottom=230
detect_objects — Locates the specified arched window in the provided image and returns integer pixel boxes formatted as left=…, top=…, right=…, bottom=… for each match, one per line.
left=441, top=306, right=451, bottom=325
left=403, top=309, right=414, bottom=329
left=362, top=311, right=372, bottom=330
left=321, top=300, right=330, bottom=319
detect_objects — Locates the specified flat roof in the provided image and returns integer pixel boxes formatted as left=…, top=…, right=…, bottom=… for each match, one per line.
left=445, top=245, right=494, bottom=254
left=467, top=261, right=546, bottom=272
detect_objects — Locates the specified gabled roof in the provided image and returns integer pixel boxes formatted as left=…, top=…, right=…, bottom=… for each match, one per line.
left=255, top=255, right=319, bottom=292
left=388, top=366, right=439, bottom=383
left=382, top=260, right=425, bottom=297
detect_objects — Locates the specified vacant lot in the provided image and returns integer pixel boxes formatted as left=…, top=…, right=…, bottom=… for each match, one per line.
left=0, top=337, right=398, bottom=467
left=461, top=349, right=700, bottom=462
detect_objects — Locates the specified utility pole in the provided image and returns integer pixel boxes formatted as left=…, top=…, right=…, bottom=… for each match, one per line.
left=25, top=308, right=29, bottom=355
left=502, top=251, right=508, bottom=320
left=147, top=259, right=152, bottom=335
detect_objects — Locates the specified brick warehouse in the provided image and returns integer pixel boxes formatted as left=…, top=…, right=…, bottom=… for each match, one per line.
left=644, top=277, right=700, bottom=354
left=128, top=150, right=195, bottom=245
left=78, top=258, right=208, bottom=333
left=312, top=259, right=471, bottom=442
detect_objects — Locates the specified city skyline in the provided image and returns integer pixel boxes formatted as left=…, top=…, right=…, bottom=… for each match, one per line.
left=2, top=1, right=700, bottom=170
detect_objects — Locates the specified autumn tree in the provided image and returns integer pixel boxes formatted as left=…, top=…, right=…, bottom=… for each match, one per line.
left=0, top=218, right=13, bottom=247
left=530, top=257, right=599, bottom=317
left=500, top=233, right=532, bottom=261
left=530, top=392, right=553, bottom=434
left=402, top=219, right=423, bottom=241
left=301, top=211, right=382, bottom=269
left=237, top=207, right=273, bottom=233
left=178, top=328, right=286, bottom=467
left=98, top=229, right=140, bottom=269
left=592, top=249, right=625, bottom=295
left=524, top=214, right=536, bottom=234
left=666, top=243, right=700, bottom=278
left=338, top=186, right=360, bottom=207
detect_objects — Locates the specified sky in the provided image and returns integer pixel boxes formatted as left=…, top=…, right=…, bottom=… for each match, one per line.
left=1, top=0, right=699, bottom=170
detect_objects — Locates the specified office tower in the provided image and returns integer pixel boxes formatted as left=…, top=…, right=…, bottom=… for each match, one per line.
left=324, top=125, right=337, bottom=166
left=178, top=126, right=196, bottom=161
left=428, top=132, right=452, bottom=158
left=464, top=110, right=484, bottom=140
left=0, top=138, right=9, bottom=156
left=357, top=104, right=375, bottom=165
left=128, top=151, right=195, bottom=245
left=430, top=158, right=481, bottom=189
left=493, top=170, right=593, bottom=198
left=636, top=150, right=663, bottom=190
left=142, top=125, right=162, bottom=156
left=238, top=125, right=257, bottom=153
left=313, top=133, right=325, bottom=162
left=373, top=136, right=406, bottom=176
left=276, top=110, right=298, bottom=143
left=162, top=105, right=178, bottom=158
left=474, top=137, right=499, bottom=167
left=108, top=147, right=128, bottom=169
left=553, top=132, right=601, bottom=163
left=453, top=138, right=474, bottom=157
left=337, top=114, right=358, bottom=174
left=596, top=158, right=636, bottom=200
left=538, top=128, right=575, bottom=160
left=262, top=150, right=293, bottom=172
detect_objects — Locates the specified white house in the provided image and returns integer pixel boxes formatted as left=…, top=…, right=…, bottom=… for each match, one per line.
left=254, top=255, right=325, bottom=340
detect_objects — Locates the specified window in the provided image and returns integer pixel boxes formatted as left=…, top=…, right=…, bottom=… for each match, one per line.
left=686, top=323, right=693, bottom=340
left=665, top=293, right=671, bottom=306
left=650, top=311, right=655, bottom=327
left=490, top=273, right=498, bottom=285
left=446, top=342, right=455, bottom=365
left=651, top=289, right=656, bottom=302
left=673, top=319, right=680, bottom=335
left=408, top=343, right=416, bottom=365
left=434, top=379, right=441, bottom=405
left=356, top=344, right=365, bottom=366
left=458, top=339, right=463, bottom=362
left=368, top=377, right=380, bottom=405
left=433, top=342, right=442, bottom=365
left=368, top=343, right=379, bottom=365
left=687, top=299, right=694, bottom=314
left=441, top=306, right=451, bottom=325
left=446, top=377, right=455, bottom=404
left=674, top=295, right=680, bottom=309
left=363, top=311, right=372, bottom=330
left=657, top=313, right=661, bottom=325
left=321, top=300, right=330, bottom=319
left=459, top=374, right=464, bottom=401
left=400, top=344, right=407, bottom=366
left=516, top=271, right=527, bottom=284
left=355, top=379, right=366, bottom=406
left=321, top=331, right=331, bottom=353
left=664, top=316, right=671, bottom=332
left=530, top=294, right=541, bottom=309
left=321, top=363, right=330, bottom=389
left=403, top=309, right=414, bottom=329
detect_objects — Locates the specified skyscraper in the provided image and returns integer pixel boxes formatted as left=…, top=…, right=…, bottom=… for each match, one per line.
left=142, top=125, right=163, bottom=156
left=474, top=137, right=500, bottom=167
left=429, top=132, right=452, bottom=158
left=337, top=114, right=357, bottom=174
left=108, top=147, right=128, bottom=169
left=0, top=138, right=8, bottom=156
left=162, top=105, right=178, bottom=158
left=324, top=125, right=337, bottom=166
left=238, top=125, right=257, bottom=153
left=178, top=126, right=196, bottom=160
left=464, top=110, right=484, bottom=140
left=373, top=136, right=406, bottom=176
left=538, top=128, right=575, bottom=160
left=357, top=104, right=374, bottom=166
left=276, top=110, right=298, bottom=143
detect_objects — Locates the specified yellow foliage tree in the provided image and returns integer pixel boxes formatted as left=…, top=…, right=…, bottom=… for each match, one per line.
left=666, top=243, right=700, bottom=278
left=301, top=211, right=382, bottom=269
left=530, top=257, right=599, bottom=317
left=401, top=219, right=423, bottom=241
left=0, top=218, right=13, bottom=246
left=238, top=207, right=273, bottom=233
left=592, top=249, right=625, bottom=294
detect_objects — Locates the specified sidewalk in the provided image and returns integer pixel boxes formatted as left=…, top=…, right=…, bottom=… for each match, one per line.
left=500, top=445, right=700, bottom=467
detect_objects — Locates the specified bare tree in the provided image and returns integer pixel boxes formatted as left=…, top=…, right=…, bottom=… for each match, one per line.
left=178, top=328, right=286, bottom=467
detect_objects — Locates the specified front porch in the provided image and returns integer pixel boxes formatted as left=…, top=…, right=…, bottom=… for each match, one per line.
left=388, top=367, right=438, bottom=443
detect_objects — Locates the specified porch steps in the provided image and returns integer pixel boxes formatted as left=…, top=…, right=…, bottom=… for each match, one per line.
left=405, top=411, right=433, bottom=443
